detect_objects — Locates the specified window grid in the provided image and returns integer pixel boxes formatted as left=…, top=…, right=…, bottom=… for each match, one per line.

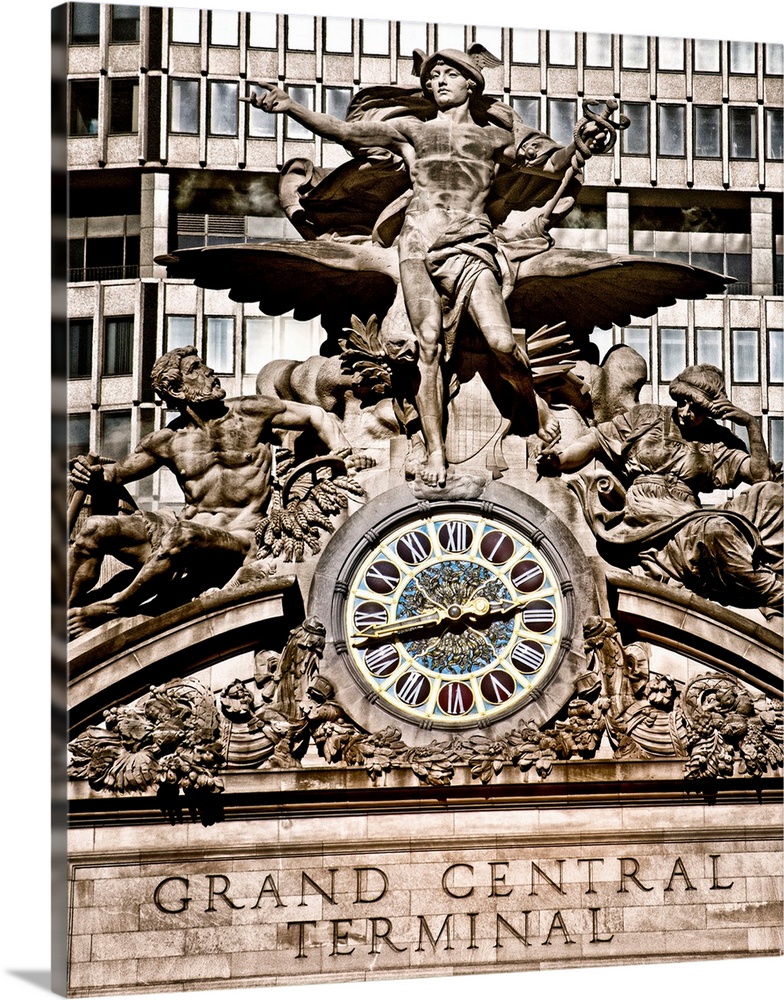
left=103, top=317, right=134, bottom=376
left=769, top=329, right=783, bottom=385
left=170, top=79, right=199, bottom=134
left=659, top=327, right=687, bottom=381
left=171, top=8, right=200, bottom=45
left=658, top=104, right=686, bottom=157
left=69, top=319, right=93, bottom=379
left=248, top=13, right=277, bottom=49
left=205, top=317, right=235, bottom=374
left=584, top=33, right=612, bottom=68
left=621, top=102, right=650, bottom=155
left=209, top=81, right=238, bottom=136
left=732, top=329, right=759, bottom=383
left=693, top=106, right=722, bottom=159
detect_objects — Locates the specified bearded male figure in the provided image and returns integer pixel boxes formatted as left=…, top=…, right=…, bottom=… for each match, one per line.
left=249, top=48, right=608, bottom=487
left=68, top=346, right=367, bottom=636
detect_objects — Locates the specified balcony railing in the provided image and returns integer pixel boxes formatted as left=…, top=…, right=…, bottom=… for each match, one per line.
left=68, top=265, right=139, bottom=282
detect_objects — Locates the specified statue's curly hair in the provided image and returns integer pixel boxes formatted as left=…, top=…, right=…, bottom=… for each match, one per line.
left=149, top=345, right=198, bottom=402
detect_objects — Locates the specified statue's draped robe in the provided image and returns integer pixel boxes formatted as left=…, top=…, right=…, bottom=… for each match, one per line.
left=586, top=404, right=782, bottom=609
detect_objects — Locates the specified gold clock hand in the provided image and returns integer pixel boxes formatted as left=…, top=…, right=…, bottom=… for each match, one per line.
left=352, top=606, right=447, bottom=640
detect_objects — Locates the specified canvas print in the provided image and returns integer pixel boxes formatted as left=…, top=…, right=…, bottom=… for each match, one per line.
left=58, top=3, right=783, bottom=996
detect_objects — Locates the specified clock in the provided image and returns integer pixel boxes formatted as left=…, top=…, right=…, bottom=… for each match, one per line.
left=308, top=483, right=597, bottom=743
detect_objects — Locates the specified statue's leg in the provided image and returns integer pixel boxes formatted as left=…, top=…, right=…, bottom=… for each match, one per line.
left=400, top=258, right=447, bottom=487
left=68, top=514, right=150, bottom=604
left=467, top=272, right=557, bottom=442
left=68, top=521, right=252, bottom=636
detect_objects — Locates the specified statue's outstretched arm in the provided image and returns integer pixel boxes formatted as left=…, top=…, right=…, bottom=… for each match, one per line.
left=245, top=83, right=406, bottom=151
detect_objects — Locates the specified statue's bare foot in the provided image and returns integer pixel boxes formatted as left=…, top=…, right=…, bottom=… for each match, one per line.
left=67, top=601, right=121, bottom=638
left=535, top=396, right=561, bottom=450
left=420, top=452, right=447, bottom=488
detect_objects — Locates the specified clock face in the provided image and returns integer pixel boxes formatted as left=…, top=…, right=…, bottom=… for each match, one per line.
left=341, top=509, right=564, bottom=729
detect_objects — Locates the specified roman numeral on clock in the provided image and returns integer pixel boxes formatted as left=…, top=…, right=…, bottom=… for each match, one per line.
left=511, top=560, right=545, bottom=593
left=437, top=682, right=474, bottom=715
left=438, top=521, right=473, bottom=552
left=510, top=640, right=546, bottom=672
left=353, top=602, right=387, bottom=629
left=394, top=671, right=431, bottom=706
left=396, top=531, right=431, bottom=565
left=363, top=644, right=399, bottom=677
left=522, top=600, right=556, bottom=632
left=364, top=560, right=400, bottom=594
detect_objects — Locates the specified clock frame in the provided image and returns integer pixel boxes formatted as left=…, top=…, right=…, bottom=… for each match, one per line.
left=308, top=483, right=599, bottom=745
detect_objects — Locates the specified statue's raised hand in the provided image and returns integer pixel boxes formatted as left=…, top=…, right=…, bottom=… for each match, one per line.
left=708, top=397, right=753, bottom=426
left=246, top=83, right=293, bottom=114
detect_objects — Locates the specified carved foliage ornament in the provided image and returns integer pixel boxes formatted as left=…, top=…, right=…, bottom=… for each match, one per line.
left=67, top=616, right=782, bottom=796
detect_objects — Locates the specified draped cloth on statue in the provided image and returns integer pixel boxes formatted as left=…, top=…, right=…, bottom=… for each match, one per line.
left=573, top=404, right=783, bottom=610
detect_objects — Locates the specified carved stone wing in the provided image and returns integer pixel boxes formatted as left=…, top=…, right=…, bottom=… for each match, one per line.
left=156, top=240, right=399, bottom=351
left=504, top=250, right=732, bottom=347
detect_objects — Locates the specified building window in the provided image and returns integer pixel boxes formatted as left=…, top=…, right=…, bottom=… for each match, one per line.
left=585, top=33, right=612, bottom=68
left=324, top=88, right=352, bottom=121
left=660, top=327, right=687, bottom=381
left=549, top=31, right=575, bottom=66
left=436, top=24, right=465, bottom=50
left=769, top=417, right=783, bottom=465
left=100, top=410, right=132, bottom=461
left=589, top=329, right=614, bottom=362
left=362, top=19, right=389, bottom=56
left=694, top=106, right=721, bottom=158
left=247, top=84, right=276, bottom=138
left=549, top=99, right=577, bottom=146
left=286, top=87, right=315, bottom=138
left=399, top=21, right=427, bottom=56
left=658, top=104, right=686, bottom=157
left=171, top=7, right=200, bottom=44
left=205, top=317, right=234, bottom=374
left=769, top=329, right=784, bottom=384
left=512, top=97, right=540, bottom=129
left=69, top=413, right=91, bottom=460
left=170, top=79, right=199, bottom=134
left=729, top=40, right=756, bottom=74
left=729, top=107, right=757, bottom=159
left=657, top=37, right=684, bottom=71
left=474, top=25, right=502, bottom=57
left=766, top=43, right=784, bottom=76
left=69, top=81, right=99, bottom=136
left=166, top=316, right=196, bottom=352
left=621, top=35, right=648, bottom=70
left=71, top=2, right=99, bottom=44
left=765, top=109, right=783, bottom=161
left=248, top=13, right=276, bottom=49
left=209, top=81, right=238, bottom=136
left=109, top=79, right=139, bottom=134
left=325, top=17, right=352, bottom=53
left=110, top=5, right=140, bottom=43
left=209, top=9, right=237, bottom=46
left=691, top=251, right=724, bottom=273
left=287, top=14, right=315, bottom=51
left=694, top=39, right=720, bottom=73
left=621, top=102, right=649, bottom=155
left=725, top=253, right=752, bottom=292
left=732, top=329, right=759, bottom=382
left=622, top=328, right=650, bottom=372
left=244, top=317, right=274, bottom=374
left=512, top=28, right=538, bottom=64
left=103, top=317, right=134, bottom=376
left=69, top=320, right=93, bottom=379
left=696, top=328, right=723, bottom=369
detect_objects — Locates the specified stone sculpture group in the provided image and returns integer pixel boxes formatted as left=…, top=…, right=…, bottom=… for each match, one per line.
left=67, top=48, right=782, bottom=794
